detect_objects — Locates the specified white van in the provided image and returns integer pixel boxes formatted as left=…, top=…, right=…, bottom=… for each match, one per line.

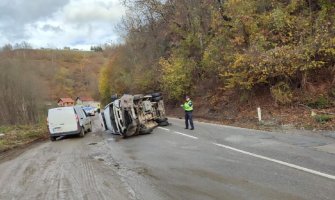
left=47, top=106, right=92, bottom=141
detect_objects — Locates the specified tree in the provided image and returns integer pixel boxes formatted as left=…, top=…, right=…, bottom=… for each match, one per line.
left=100, top=0, right=335, bottom=103
left=90, top=46, right=103, bottom=52
left=1, top=44, right=13, bottom=51
left=99, top=65, right=112, bottom=106
left=0, top=58, right=46, bottom=124
left=14, top=41, right=32, bottom=49
left=54, top=67, right=74, bottom=97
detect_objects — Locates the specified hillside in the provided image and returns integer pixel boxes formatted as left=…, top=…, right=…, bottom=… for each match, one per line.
left=99, top=0, right=335, bottom=131
left=1, top=49, right=105, bottom=100
left=1, top=1, right=334, bottom=131
left=0, top=49, right=105, bottom=125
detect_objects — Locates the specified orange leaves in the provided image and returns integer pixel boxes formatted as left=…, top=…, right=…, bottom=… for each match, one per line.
left=232, top=36, right=245, bottom=46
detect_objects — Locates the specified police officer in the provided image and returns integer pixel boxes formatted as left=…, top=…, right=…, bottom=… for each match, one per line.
left=181, top=96, right=194, bottom=130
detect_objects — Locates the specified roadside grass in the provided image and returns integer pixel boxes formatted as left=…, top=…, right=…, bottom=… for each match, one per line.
left=0, top=123, right=48, bottom=152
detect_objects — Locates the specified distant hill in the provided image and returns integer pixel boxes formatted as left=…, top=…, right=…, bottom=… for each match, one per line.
left=1, top=49, right=105, bottom=101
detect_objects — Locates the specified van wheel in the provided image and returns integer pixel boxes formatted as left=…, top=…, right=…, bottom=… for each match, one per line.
left=79, top=128, right=85, bottom=137
left=50, top=136, right=56, bottom=141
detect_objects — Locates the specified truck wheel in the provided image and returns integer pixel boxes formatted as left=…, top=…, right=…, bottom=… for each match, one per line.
left=50, top=136, right=56, bottom=141
left=151, top=92, right=162, bottom=98
left=158, top=121, right=169, bottom=126
left=111, top=94, right=118, bottom=101
left=156, top=118, right=168, bottom=123
left=134, top=94, right=144, bottom=101
left=79, top=128, right=85, bottom=137
left=153, top=96, right=162, bottom=102
left=140, top=128, right=153, bottom=135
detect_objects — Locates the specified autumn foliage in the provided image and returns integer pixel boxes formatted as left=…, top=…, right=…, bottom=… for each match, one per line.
left=0, top=49, right=103, bottom=125
left=100, top=0, right=334, bottom=106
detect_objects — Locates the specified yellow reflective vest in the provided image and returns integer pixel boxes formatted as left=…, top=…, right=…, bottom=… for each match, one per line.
left=182, top=100, right=193, bottom=111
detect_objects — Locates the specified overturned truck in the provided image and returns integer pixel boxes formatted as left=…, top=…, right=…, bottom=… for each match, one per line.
left=102, top=92, right=169, bottom=137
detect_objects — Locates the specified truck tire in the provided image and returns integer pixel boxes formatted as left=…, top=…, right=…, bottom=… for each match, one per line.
left=133, top=94, right=144, bottom=101
left=151, top=92, right=162, bottom=98
left=111, top=94, right=118, bottom=102
left=140, top=127, right=153, bottom=135
left=153, top=96, right=162, bottom=102
left=50, top=136, right=56, bottom=141
left=156, top=118, right=168, bottom=123
left=158, top=121, right=169, bottom=126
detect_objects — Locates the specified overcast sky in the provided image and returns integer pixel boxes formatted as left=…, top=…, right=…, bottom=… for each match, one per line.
left=0, top=0, right=125, bottom=50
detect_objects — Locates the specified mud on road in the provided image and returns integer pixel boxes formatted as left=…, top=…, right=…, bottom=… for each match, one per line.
left=0, top=117, right=138, bottom=200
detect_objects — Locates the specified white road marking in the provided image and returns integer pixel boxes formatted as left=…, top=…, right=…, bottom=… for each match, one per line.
left=158, top=127, right=198, bottom=139
left=169, top=117, right=268, bottom=133
left=158, top=127, right=170, bottom=131
left=173, top=131, right=198, bottom=140
left=213, top=142, right=335, bottom=180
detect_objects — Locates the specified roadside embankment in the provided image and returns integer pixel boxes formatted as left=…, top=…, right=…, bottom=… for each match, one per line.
left=166, top=97, right=335, bottom=134
left=0, top=124, right=48, bottom=153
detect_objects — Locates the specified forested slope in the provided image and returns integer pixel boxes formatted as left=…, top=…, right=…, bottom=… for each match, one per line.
left=0, top=49, right=104, bottom=125
left=99, top=0, right=335, bottom=130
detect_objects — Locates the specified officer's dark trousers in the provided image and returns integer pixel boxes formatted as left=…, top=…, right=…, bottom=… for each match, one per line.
left=185, top=111, right=194, bottom=129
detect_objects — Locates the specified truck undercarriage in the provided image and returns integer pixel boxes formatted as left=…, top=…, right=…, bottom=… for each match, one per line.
left=102, top=92, right=169, bottom=137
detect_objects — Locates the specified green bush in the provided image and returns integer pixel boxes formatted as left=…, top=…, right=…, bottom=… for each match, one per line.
left=0, top=124, right=47, bottom=152
left=270, top=82, right=293, bottom=105
left=159, top=53, right=195, bottom=100
left=314, top=114, right=333, bottom=123
left=0, top=126, right=11, bottom=133
left=307, top=96, right=331, bottom=109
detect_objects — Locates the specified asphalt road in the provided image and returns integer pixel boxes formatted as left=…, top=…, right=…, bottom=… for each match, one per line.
left=0, top=117, right=334, bottom=200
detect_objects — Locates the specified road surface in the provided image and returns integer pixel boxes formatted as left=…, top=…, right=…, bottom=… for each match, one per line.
left=0, top=117, right=334, bottom=200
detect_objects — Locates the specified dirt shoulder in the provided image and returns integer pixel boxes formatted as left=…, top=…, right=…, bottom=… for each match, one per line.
left=0, top=117, right=132, bottom=200
left=167, top=101, right=335, bottom=137
left=0, top=124, right=48, bottom=154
